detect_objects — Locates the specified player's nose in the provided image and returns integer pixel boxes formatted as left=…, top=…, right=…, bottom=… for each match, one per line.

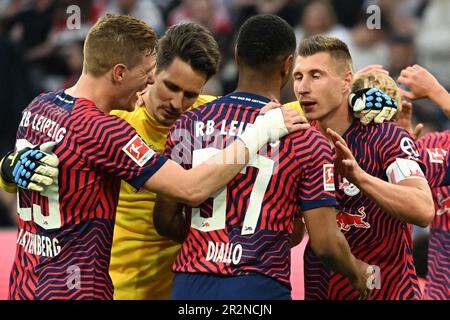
left=171, top=92, right=183, bottom=111
left=296, top=78, right=311, bottom=95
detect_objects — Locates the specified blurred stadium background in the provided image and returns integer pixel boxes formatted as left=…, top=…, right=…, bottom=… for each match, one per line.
left=1, top=0, right=448, bottom=299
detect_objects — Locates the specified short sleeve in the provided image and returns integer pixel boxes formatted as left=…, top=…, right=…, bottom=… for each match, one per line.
left=295, top=129, right=337, bottom=212
left=75, top=113, right=167, bottom=189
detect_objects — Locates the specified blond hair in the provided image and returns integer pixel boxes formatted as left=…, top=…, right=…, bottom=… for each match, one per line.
left=83, top=14, right=157, bottom=77
left=352, top=72, right=403, bottom=113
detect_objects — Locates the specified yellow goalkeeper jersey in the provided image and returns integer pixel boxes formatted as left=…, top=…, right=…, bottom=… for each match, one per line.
left=109, top=95, right=218, bottom=300
left=284, top=100, right=303, bottom=114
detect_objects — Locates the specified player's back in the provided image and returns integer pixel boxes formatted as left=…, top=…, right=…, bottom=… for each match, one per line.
left=417, top=131, right=450, bottom=300
left=10, top=90, right=165, bottom=299
left=165, top=92, right=335, bottom=293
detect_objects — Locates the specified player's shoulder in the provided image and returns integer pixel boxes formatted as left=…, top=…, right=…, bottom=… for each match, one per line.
left=25, top=91, right=60, bottom=110
left=361, top=121, right=410, bottom=141
left=365, top=120, right=403, bottom=132
left=289, top=126, right=330, bottom=150
left=180, top=95, right=225, bottom=121
left=417, top=130, right=450, bottom=148
left=72, top=100, right=132, bottom=132
left=191, top=94, right=221, bottom=110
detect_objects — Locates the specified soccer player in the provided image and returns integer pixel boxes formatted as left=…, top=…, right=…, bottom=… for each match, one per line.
left=154, top=14, right=371, bottom=300
left=0, top=15, right=303, bottom=300
left=108, top=22, right=221, bottom=300
left=396, top=64, right=450, bottom=300
left=295, top=35, right=435, bottom=300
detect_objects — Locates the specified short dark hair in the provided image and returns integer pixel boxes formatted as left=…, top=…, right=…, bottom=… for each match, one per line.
left=297, top=35, right=353, bottom=72
left=156, top=22, right=220, bottom=80
left=236, top=14, right=296, bottom=70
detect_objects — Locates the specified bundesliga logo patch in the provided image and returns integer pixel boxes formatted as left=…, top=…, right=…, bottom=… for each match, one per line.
left=323, top=164, right=335, bottom=191
left=123, top=135, right=155, bottom=167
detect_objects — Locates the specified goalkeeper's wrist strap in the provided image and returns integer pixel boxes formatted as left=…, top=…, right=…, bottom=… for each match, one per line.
left=1, top=151, right=16, bottom=184
left=239, top=108, right=287, bottom=157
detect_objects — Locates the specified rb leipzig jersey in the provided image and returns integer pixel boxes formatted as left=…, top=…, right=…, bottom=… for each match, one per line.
left=304, top=120, right=423, bottom=300
left=9, top=90, right=167, bottom=300
left=417, top=131, right=450, bottom=300
left=164, top=92, right=336, bottom=287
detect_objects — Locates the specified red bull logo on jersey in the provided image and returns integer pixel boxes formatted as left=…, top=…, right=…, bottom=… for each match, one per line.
left=336, top=207, right=371, bottom=231
left=436, top=192, right=450, bottom=216
left=205, top=241, right=243, bottom=265
left=339, top=177, right=360, bottom=196
left=122, top=135, right=155, bottom=167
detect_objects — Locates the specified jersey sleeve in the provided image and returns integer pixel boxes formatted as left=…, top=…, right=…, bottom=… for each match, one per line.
left=294, top=129, right=337, bottom=212
left=379, top=124, right=425, bottom=172
left=74, top=113, right=168, bottom=189
left=417, top=132, right=450, bottom=187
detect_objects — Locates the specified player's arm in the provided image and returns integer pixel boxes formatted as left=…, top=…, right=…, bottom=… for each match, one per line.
left=327, top=128, right=434, bottom=227
left=144, top=104, right=309, bottom=207
left=397, top=64, right=450, bottom=118
left=291, top=216, right=305, bottom=248
left=303, top=206, right=370, bottom=297
left=153, top=194, right=187, bottom=243
left=0, top=159, right=17, bottom=193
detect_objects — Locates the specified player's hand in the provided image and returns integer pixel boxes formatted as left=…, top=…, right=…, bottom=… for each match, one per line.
left=240, top=101, right=309, bottom=156
left=350, top=88, right=398, bottom=125
left=280, top=106, right=310, bottom=132
left=396, top=101, right=423, bottom=140
left=397, top=64, right=443, bottom=101
left=1, top=142, right=59, bottom=192
left=326, top=128, right=365, bottom=184
left=349, top=259, right=373, bottom=300
left=260, top=100, right=310, bottom=133
left=355, top=64, right=389, bottom=76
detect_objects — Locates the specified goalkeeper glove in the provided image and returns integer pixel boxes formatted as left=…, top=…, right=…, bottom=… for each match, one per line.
left=1, top=141, right=59, bottom=192
left=350, top=88, right=398, bottom=125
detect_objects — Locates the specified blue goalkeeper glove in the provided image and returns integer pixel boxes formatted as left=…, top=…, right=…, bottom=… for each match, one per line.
left=349, top=88, right=398, bottom=125
left=1, top=142, right=59, bottom=192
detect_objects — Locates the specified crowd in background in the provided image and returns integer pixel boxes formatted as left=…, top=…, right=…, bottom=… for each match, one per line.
left=0, top=0, right=449, bottom=280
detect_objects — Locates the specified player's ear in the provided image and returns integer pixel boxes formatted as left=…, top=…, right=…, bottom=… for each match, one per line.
left=281, top=54, right=294, bottom=78
left=112, top=64, right=127, bottom=83
left=342, top=69, right=353, bottom=94
left=234, top=46, right=240, bottom=65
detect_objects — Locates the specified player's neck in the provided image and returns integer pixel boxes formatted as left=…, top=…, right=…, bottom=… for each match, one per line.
left=65, top=74, right=114, bottom=113
left=317, top=102, right=353, bottom=137
left=235, top=72, right=281, bottom=101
